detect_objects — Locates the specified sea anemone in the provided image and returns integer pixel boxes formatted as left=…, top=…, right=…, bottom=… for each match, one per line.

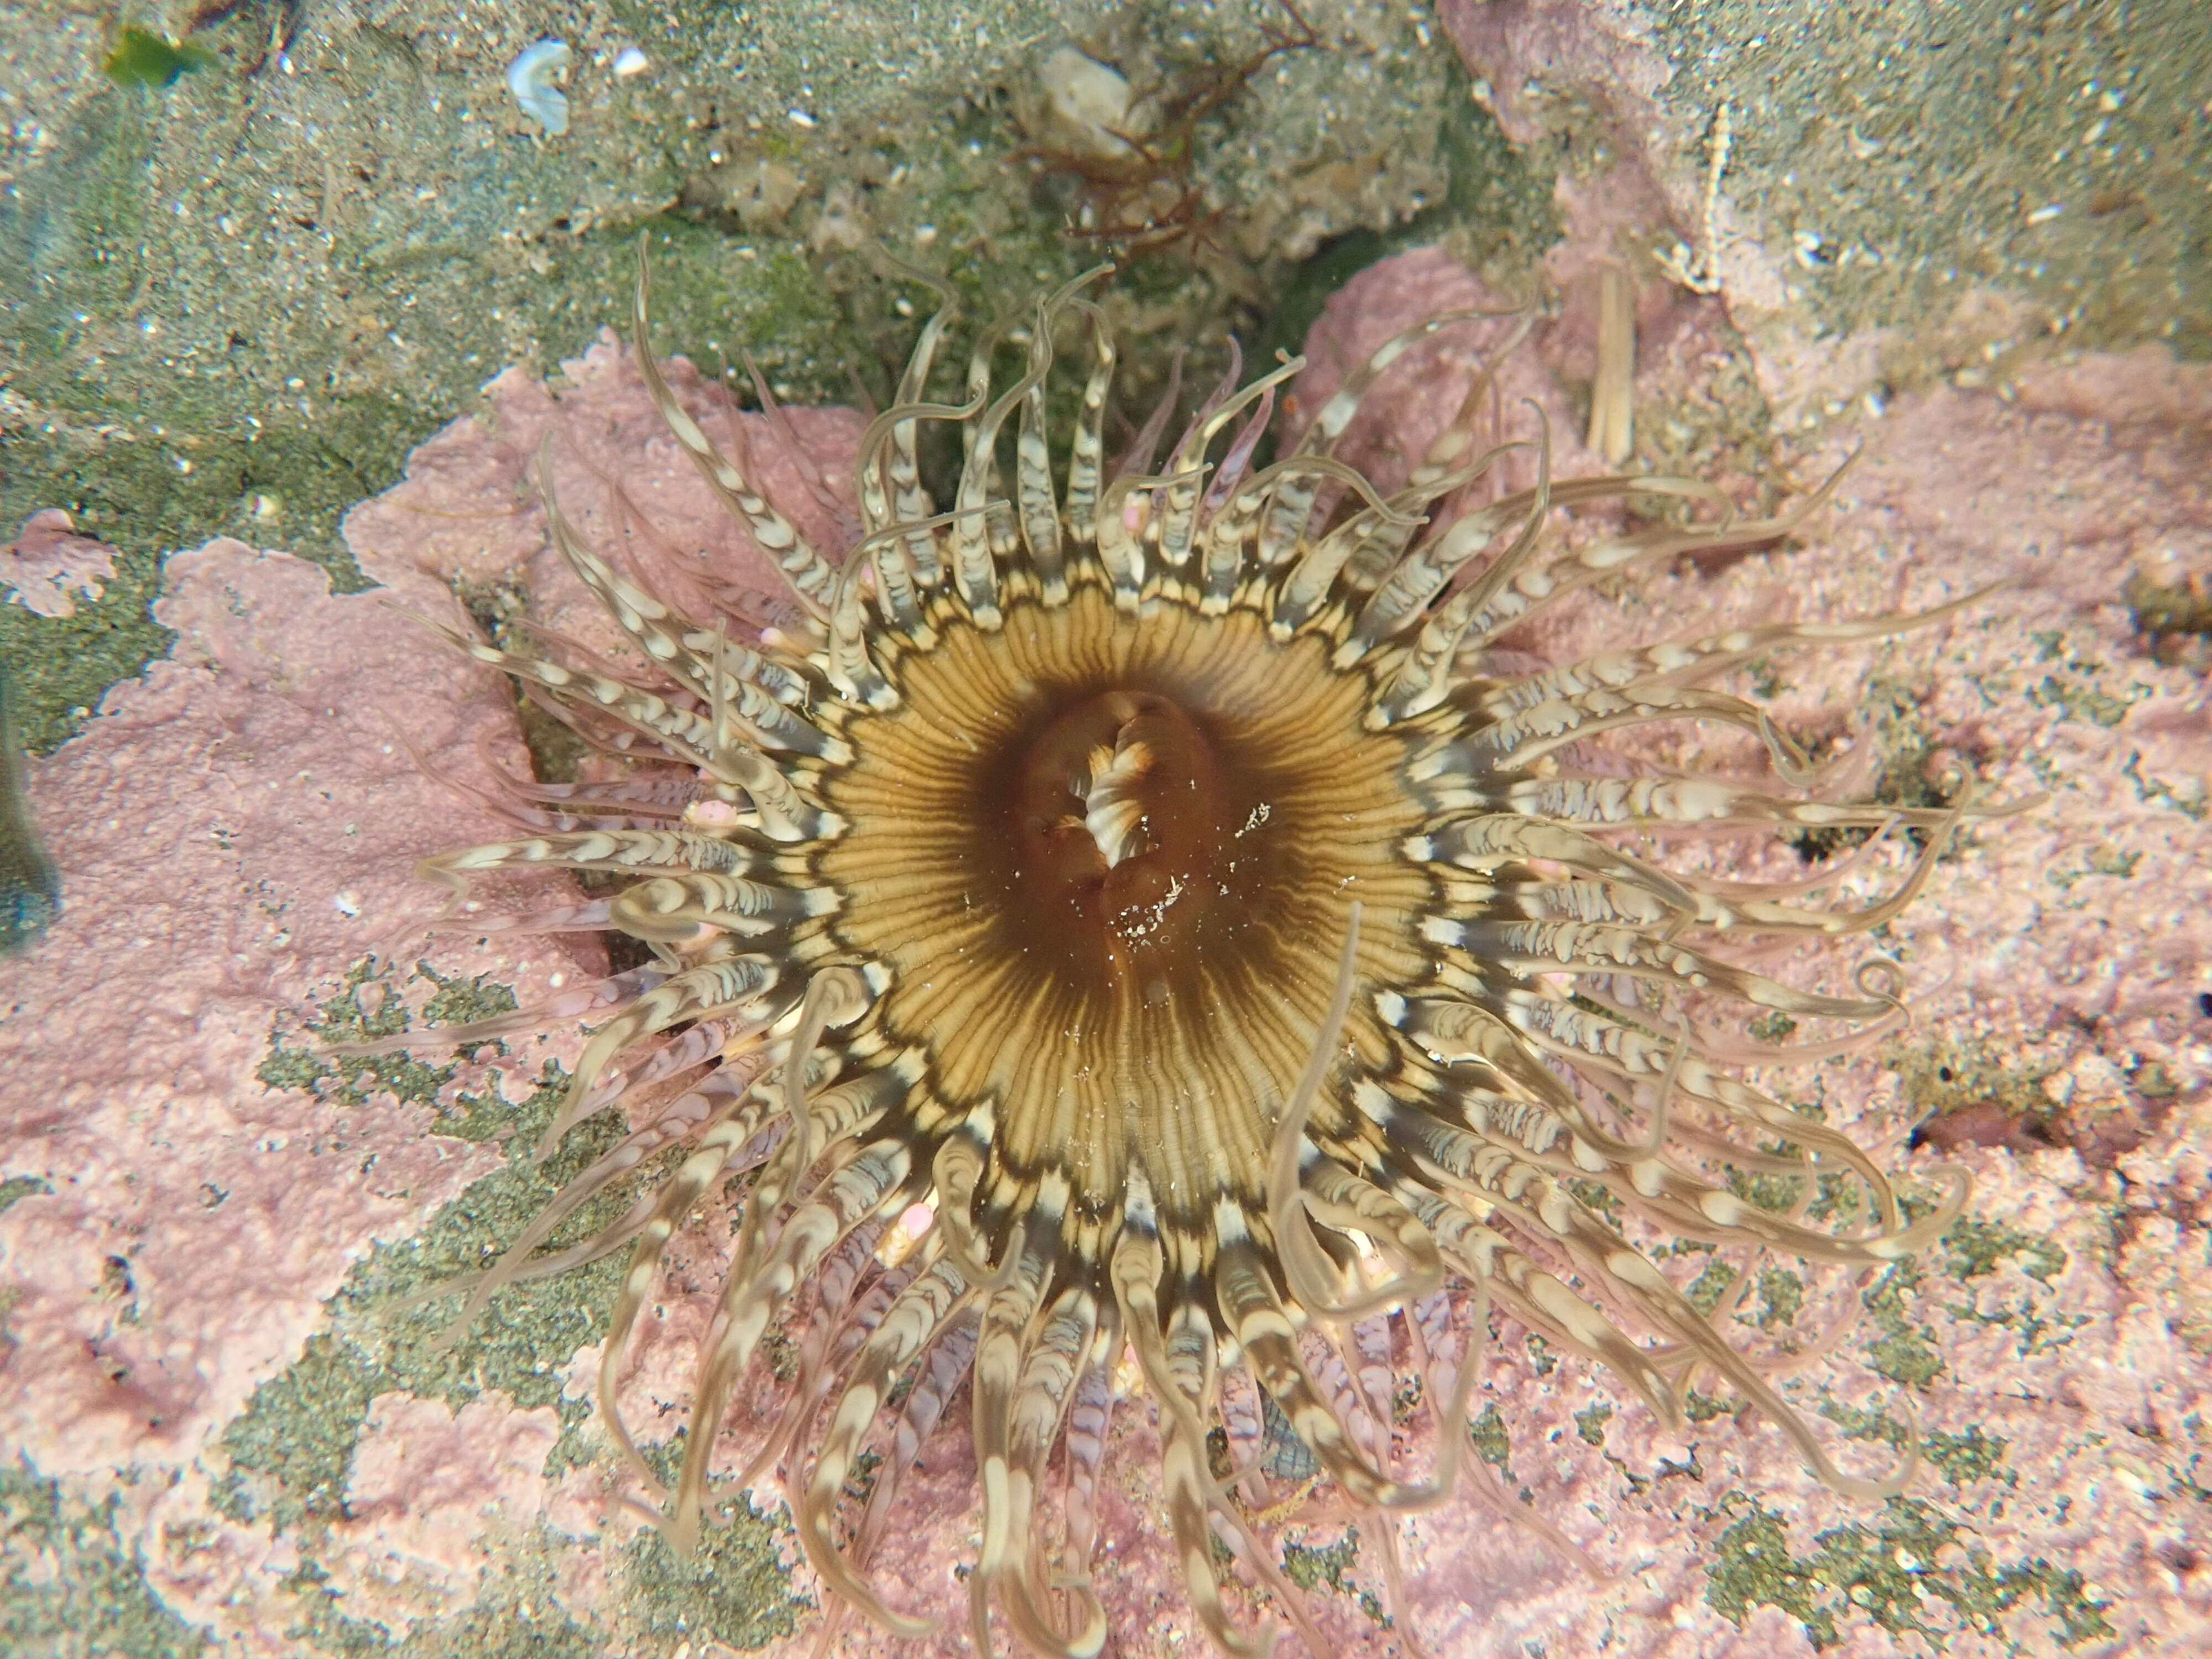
left=387, top=241, right=2023, bottom=1656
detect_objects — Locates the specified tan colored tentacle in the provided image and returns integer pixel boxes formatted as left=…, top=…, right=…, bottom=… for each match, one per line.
left=1154, top=355, right=1305, bottom=572
left=421, top=614, right=823, bottom=837
left=825, top=540, right=898, bottom=709
left=1013, top=266, right=1112, bottom=599
left=1062, top=298, right=1118, bottom=544
left=415, top=826, right=757, bottom=905
left=1452, top=917, right=1895, bottom=1021
left=597, top=1093, right=777, bottom=1493
left=1295, top=1162, right=1449, bottom=1322
left=763, top=967, right=877, bottom=1229
left=1351, top=398, right=1554, bottom=675
left=1418, top=813, right=1701, bottom=916
left=1264, top=902, right=1446, bottom=1323
left=1457, top=456, right=1860, bottom=653
left=1058, top=1319, right=1119, bottom=1592
left=1415, top=1194, right=1682, bottom=1420
left=630, top=238, right=836, bottom=615
left=995, top=1287, right=1109, bottom=1659
left=1390, top=995, right=1662, bottom=1167
left=965, top=1244, right=1051, bottom=1658
left=871, top=250, right=962, bottom=581
left=1566, top=1205, right=1941, bottom=1500
left=431, top=1082, right=737, bottom=1344
left=1217, top=1235, right=1444, bottom=1512
left=931, top=1112, right=1021, bottom=1292
left=533, top=443, right=718, bottom=689
left=1265, top=900, right=1364, bottom=1318
left=546, top=956, right=787, bottom=1155
left=852, top=1317, right=980, bottom=1567
left=669, top=1131, right=920, bottom=1551
left=1254, top=305, right=1504, bottom=565
left=1094, top=467, right=1190, bottom=604
left=1109, top=1185, right=1277, bottom=1659
left=1487, top=987, right=1905, bottom=1223
left=1271, top=445, right=1524, bottom=637
left=1482, top=583, right=2018, bottom=718
left=793, top=1251, right=971, bottom=1639
left=1478, top=772, right=2046, bottom=833
left=607, top=872, right=825, bottom=942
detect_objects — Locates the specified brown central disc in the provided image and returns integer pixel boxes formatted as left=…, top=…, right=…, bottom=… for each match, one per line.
left=817, top=582, right=1435, bottom=1208
left=997, top=684, right=1263, bottom=995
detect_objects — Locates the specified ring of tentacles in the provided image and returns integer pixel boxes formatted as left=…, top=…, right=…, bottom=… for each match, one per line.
left=394, top=243, right=2019, bottom=1658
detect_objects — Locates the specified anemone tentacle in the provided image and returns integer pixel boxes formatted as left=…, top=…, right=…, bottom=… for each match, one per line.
left=392, top=234, right=2027, bottom=1656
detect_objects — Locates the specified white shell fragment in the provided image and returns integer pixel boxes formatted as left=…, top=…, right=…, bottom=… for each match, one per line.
left=1039, top=46, right=1142, bottom=161
left=507, top=39, right=573, bottom=136
left=613, top=46, right=649, bottom=76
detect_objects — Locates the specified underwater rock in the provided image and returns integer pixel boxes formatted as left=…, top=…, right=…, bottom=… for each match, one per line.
left=0, top=269, right=2205, bottom=1655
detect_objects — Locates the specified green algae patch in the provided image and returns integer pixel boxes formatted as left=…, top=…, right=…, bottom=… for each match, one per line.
left=0, top=1467, right=207, bottom=1658
left=1705, top=1493, right=2117, bottom=1651
left=0, top=537, right=171, bottom=757
left=1574, top=1402, right=1614, bottom=1447
left=0, top=1173, right=54, bottom=1215
left=1925, top=1426, right=2015, bottom=1490
left=1819, top=1398, right=2017, bottom=1494
left=1944, top=1217, right=2066, bottom=1286
left=619, top=1443, right=808, bottom=1653
left=280, top=1552, right=604, bottom=1659
left=1859, top=1256, right=1945, bottom=1389
left=213, top=1030, right=627, bottom=1533
left=1281, top=1526, right=1387, bottom=1627
left=104, top=29, right=217, bottom=89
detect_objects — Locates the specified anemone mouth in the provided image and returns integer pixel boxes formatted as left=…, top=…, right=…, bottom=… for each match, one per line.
left=388, top=239, right=2037, bottom=1657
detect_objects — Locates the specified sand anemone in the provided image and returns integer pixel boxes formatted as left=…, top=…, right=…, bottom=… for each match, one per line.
left=385, top=241, right=2026, bottom=1656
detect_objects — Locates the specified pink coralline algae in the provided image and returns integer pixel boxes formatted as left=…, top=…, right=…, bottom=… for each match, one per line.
left=1, top=508, right=121, bottom=619
left=0, top=253, right=2207, bottom=1659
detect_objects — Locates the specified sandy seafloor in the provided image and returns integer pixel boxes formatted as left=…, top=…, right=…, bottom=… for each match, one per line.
left=2, top=6, right=2210, bottom=1659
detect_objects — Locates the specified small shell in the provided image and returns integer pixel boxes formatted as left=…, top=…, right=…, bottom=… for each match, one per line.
left=612, top=46, right=649, bottom=77
left=506, top=39, right=572, bottom=137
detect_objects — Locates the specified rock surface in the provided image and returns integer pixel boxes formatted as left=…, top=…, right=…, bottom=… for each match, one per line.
left=3, top=241, right=2208, bottom=1655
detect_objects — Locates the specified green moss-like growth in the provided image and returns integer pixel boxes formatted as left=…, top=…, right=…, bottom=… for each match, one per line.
left=0, top=1468, right=206, bottom=1657
left=213, top=1025, right=630, bottom=1534
left=255, top=958, right=521, bottom=1116
left=280, top=1552, right=607, bottom=1659
left=1705, top=1497, right=1835, bottom=1644
left=1468, top=1402, right=1516, bottom=1479
left=0, top=1173, right=53, bottom=1215
left=104, top=29, right=216, bottom=90
left=617, top=1457, right=808, bottom=1653
left=0, top=538, right=171, bottom=757
left=1925, top=1426, right=2014, bottom=1490
left=1860, top=1257, right=1945, bottom=1389
left=1280, top=1526, right=1386, bottom=1627
left=1944, top=1217, right=2066, bottom=1286
left=1705, top=1493, right=2115, bottom=1651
